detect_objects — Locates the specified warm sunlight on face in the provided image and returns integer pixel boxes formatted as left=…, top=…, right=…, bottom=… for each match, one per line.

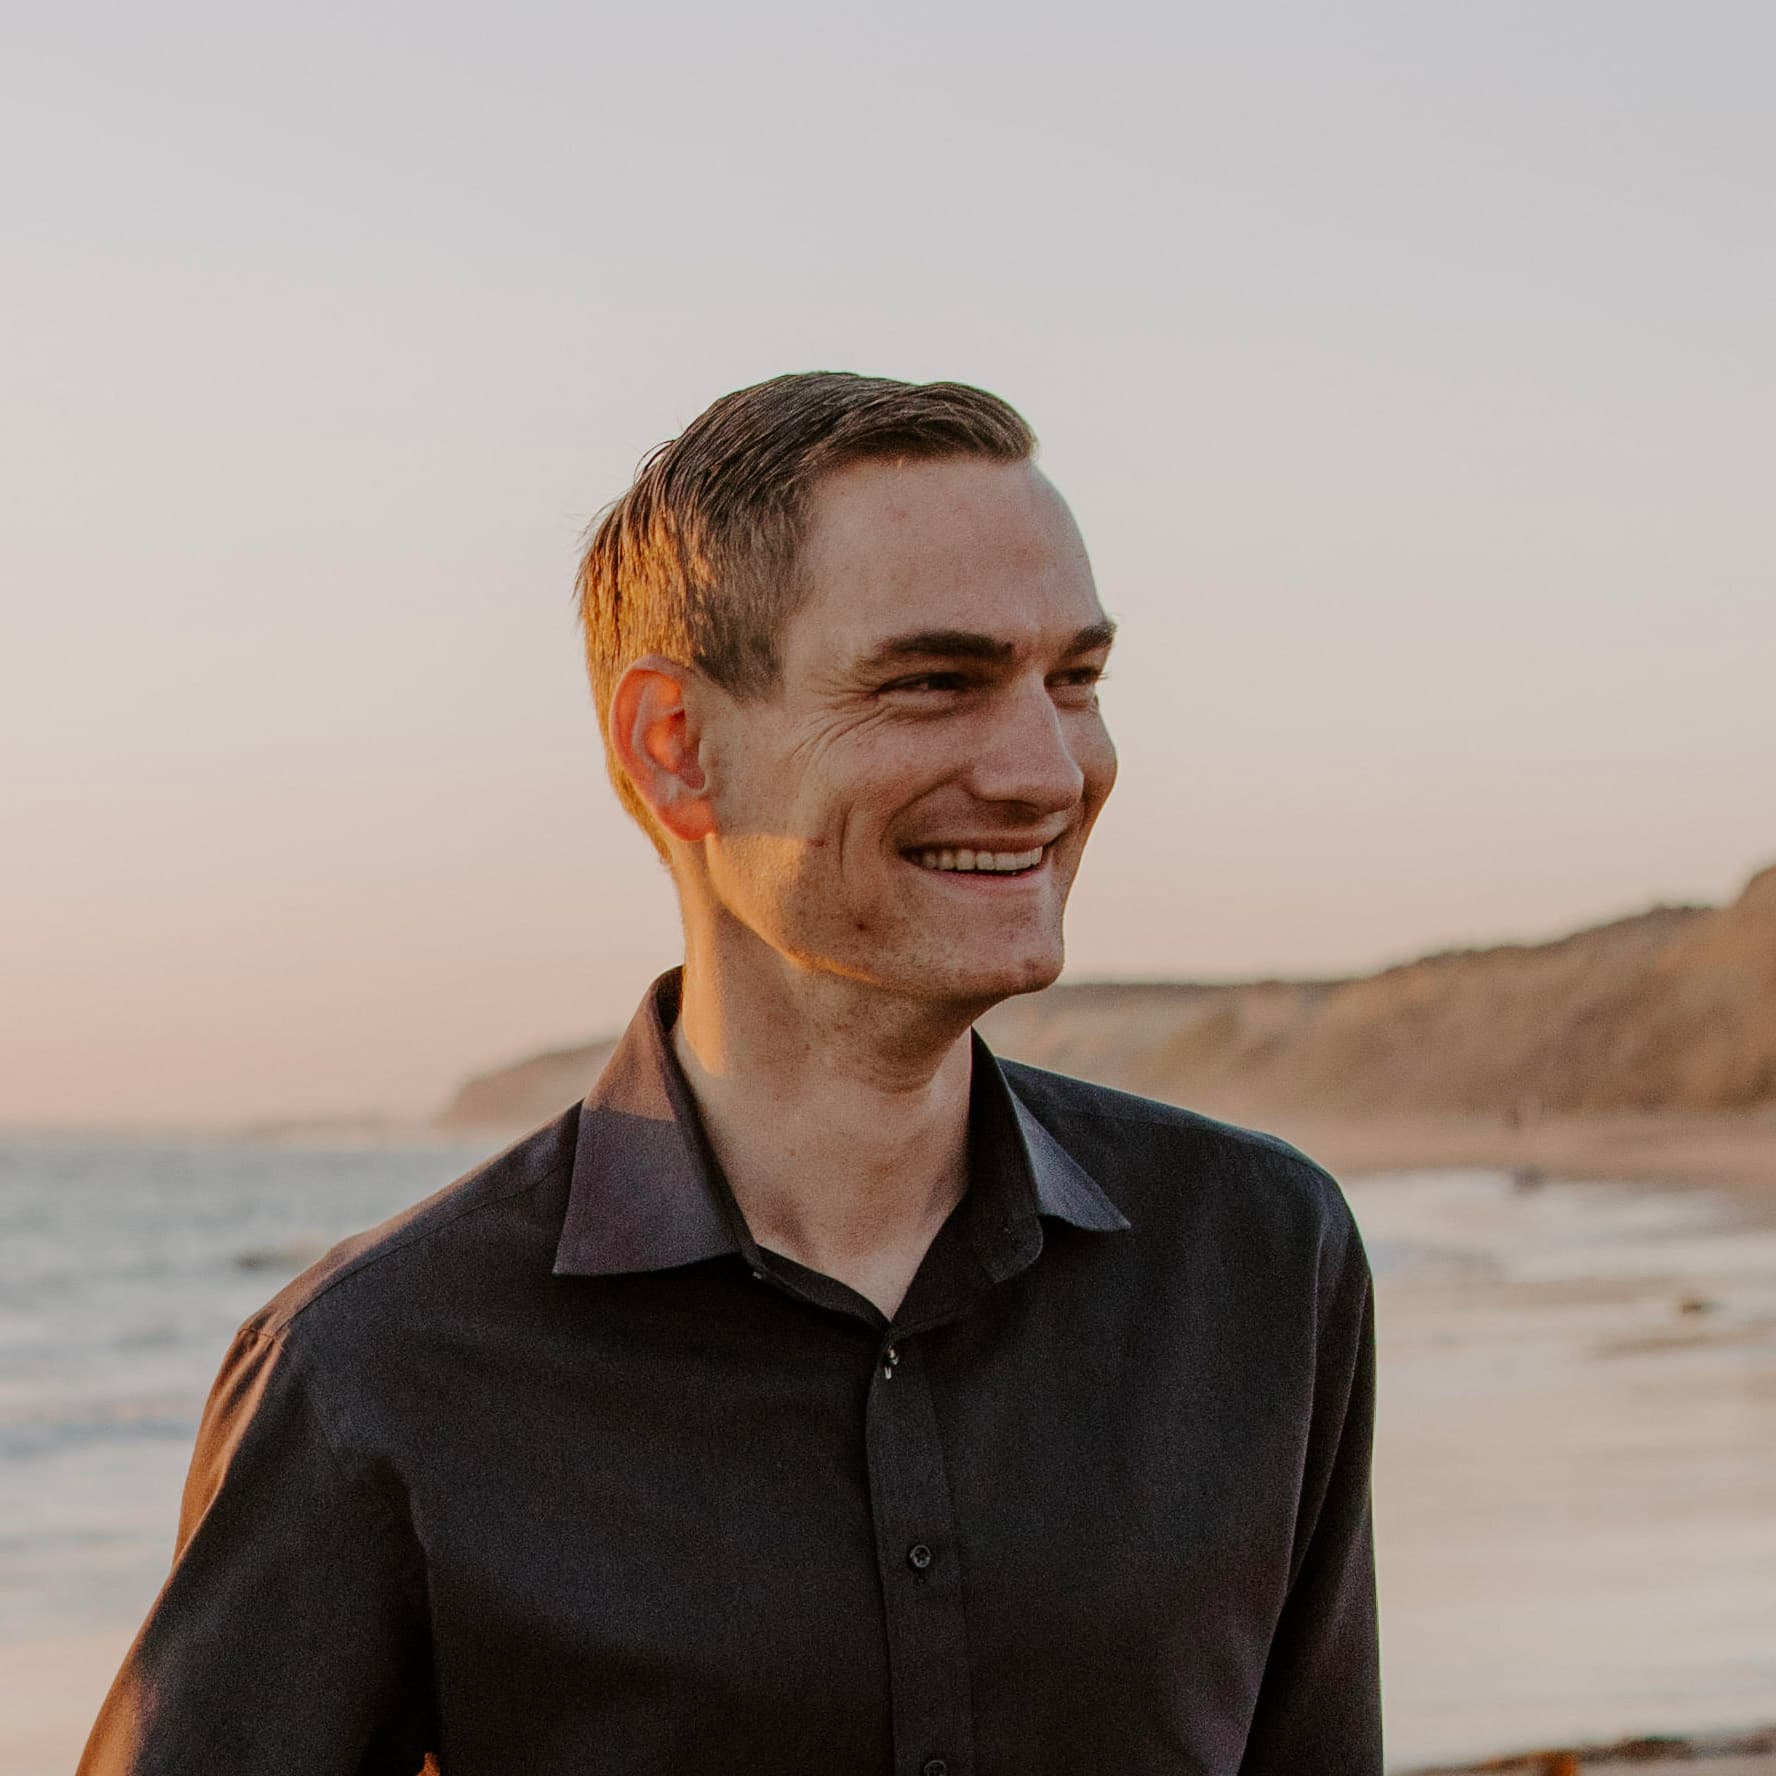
left=698, top=455, right=1118, bottom=1008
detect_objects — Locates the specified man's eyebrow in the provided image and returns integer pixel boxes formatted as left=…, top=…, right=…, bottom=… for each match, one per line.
left=856, top=620, right=1118, bottom=673
left=1066, top=619, right=1119, bottom=654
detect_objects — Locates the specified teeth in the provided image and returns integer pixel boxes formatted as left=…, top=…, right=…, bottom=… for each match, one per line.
left=910, top=846, right=1046, bottom=874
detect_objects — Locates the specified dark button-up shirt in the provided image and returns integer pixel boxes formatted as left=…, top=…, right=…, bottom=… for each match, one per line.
left=81, top=968, right=1381, bottom=1775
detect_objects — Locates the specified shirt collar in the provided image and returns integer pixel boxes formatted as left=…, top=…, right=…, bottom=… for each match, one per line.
left=553, top=968, right=1129, bottom=1279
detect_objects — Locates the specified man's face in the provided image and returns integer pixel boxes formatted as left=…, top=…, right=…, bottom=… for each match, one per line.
left=696, top=455, right=1117, bottom=1008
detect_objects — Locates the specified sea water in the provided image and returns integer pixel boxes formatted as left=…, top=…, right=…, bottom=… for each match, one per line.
left=0, top=1135, right=494, bottom=1641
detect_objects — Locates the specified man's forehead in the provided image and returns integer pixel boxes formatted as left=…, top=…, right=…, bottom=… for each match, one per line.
left=794, top=455, right=1104, bottom=651
left=805, top=453, right=1077, bottom=556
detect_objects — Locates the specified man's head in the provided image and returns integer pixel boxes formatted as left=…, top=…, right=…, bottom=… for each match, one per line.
left=576, top=371, right=1117, bottom=1009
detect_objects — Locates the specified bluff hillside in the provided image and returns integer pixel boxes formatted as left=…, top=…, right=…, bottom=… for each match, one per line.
left=435, top=862, right=1776, bottom=1132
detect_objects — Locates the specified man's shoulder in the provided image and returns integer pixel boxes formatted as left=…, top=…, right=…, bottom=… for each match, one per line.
left=999, top=1056, right=1358, bottom=1250
left=245, top=1102, right=581, bottom=1350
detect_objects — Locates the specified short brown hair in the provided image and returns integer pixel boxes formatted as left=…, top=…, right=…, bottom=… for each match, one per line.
left=575, top=371, right=1037, bottom=853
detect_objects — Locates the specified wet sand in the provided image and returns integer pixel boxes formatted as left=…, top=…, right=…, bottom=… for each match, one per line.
left=1415, top=1732, right=1776, bottom=1774
left=1356, top=1167, right=1776, bottom=1771
left=0, top=1629, right=132, bottom=1774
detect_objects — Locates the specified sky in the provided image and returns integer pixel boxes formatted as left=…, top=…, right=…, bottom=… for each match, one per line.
left=4, top=1, right=1772, bottom=1131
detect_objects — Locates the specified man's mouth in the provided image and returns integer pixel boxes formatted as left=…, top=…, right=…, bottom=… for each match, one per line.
left=904, top=844, right=1048, bottom=875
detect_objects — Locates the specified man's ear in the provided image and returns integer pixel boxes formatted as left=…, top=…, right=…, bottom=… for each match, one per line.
left=609, top=655, right=716, bottom=844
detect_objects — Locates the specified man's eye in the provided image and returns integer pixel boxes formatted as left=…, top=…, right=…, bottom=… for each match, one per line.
left=1051, top=667, right=1108, bottom=694
left=884, top=673, right=970, bottom=693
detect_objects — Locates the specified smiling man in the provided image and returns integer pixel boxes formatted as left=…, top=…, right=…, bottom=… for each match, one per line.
left=81, top=373, right=1381, bottom=1775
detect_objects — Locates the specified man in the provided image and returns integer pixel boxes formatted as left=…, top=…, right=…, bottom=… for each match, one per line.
left=81, top=372, right=1381, bottom=1774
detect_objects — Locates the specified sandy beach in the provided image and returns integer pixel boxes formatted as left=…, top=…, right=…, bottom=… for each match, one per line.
left=6, top=1126, right=1773, bottom=1775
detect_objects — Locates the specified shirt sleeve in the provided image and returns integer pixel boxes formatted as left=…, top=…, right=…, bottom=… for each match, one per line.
left=78, top=1325, right=436, bottom=1776
left=1239, top=1205, right=1383, bottom=1775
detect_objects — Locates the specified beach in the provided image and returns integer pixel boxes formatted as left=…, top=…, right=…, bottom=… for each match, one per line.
left=3, top=1127, right=1772, bottom=1774
left=1354, top=1164, right=1776, bottom=1769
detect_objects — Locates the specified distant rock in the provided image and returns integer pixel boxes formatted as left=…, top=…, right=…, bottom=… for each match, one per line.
left=434, top=1038, right=620, bottom=1134
left=434, top=861, right=1776, bottom=1132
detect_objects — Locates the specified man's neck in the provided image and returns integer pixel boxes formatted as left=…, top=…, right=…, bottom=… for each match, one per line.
left=670, top=944, right=980, bottom=1319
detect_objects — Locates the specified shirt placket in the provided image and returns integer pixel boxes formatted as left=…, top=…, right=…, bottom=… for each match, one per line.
left=866, top=1333, right=974, bottom=1776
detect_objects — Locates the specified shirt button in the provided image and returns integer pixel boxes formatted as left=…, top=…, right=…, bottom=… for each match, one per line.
left=923, top=1760, right=948, bottom=1776
left=907, top=1543, right=934, bottom=1571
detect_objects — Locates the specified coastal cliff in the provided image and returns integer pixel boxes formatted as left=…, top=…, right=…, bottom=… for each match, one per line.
left=435, top=861, right=1776, bottom=1135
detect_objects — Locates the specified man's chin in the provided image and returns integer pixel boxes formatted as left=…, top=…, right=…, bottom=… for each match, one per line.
left=815, top=919, right=1066, bottom=1013
left=911, top=945, right=1064, bottom=1010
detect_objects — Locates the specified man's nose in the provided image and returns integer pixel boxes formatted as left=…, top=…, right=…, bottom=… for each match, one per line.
left=964, top=679, right=1087, bottom=814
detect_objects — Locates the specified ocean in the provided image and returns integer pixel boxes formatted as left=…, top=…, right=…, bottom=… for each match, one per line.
left=0, top=1134, right=494, bottom=1642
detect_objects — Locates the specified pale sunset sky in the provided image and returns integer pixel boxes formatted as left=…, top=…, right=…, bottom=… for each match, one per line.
left=4, top=2, right=1771, bottom=1131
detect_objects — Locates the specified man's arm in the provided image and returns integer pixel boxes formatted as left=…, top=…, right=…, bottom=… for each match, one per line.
left=79, top=1325, right=435, bottom=1775
left=1240, top=1203, right=1382, bottom=1773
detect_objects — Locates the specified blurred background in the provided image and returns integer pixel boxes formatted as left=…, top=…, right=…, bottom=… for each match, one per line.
left=3, top=3, right=1772, bottom=1770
